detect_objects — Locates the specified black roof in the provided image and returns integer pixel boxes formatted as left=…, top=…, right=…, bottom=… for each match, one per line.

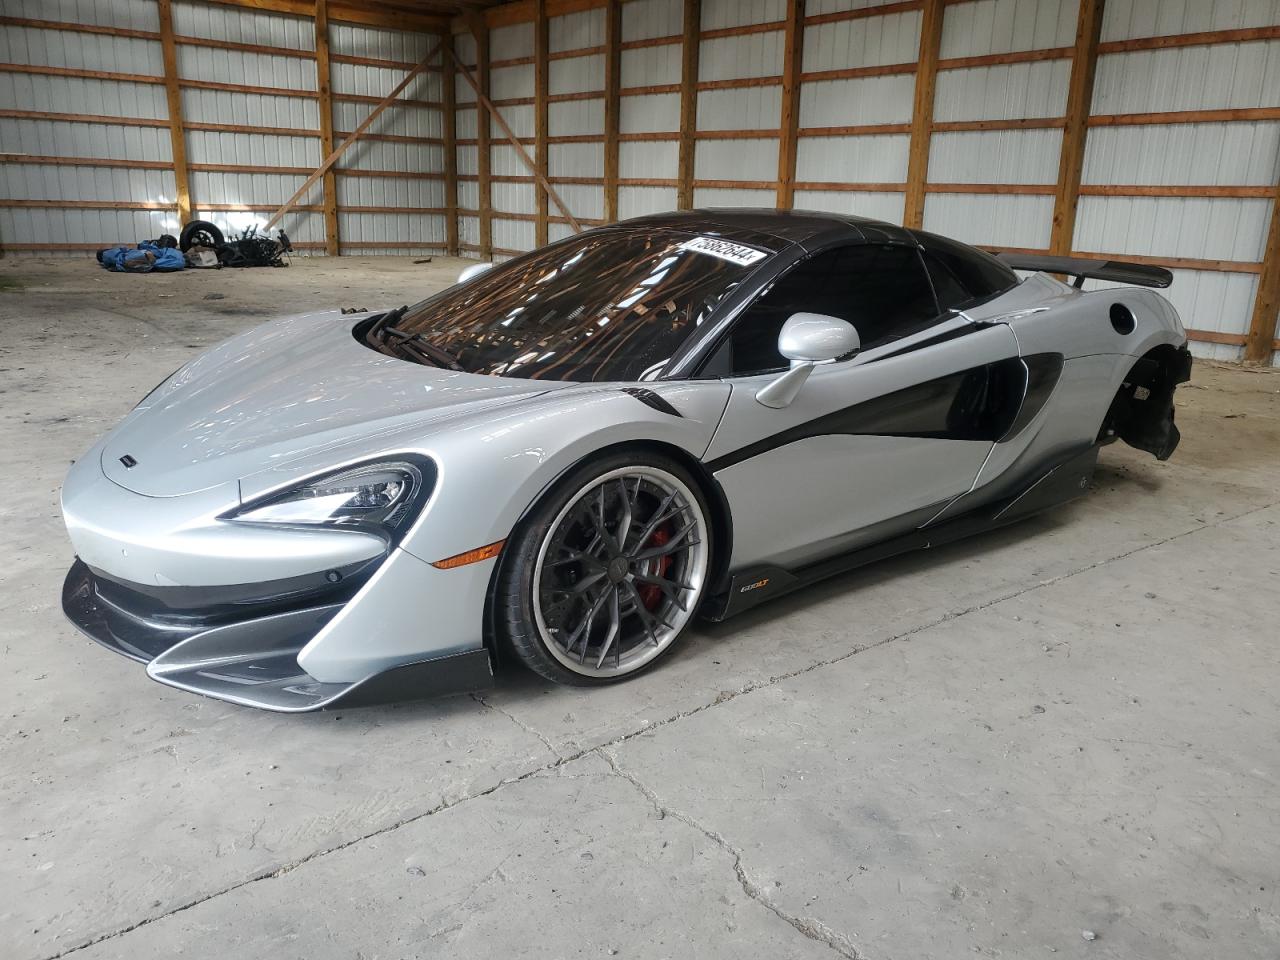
left=620, top=207, right=916, bottom=249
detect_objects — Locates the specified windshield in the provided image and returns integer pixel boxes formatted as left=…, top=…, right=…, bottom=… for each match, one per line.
left=383, top=228, right=771, bottom=382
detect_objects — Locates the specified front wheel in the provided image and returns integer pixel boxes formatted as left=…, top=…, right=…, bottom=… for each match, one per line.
left=498, top=452, right=712, bottom=685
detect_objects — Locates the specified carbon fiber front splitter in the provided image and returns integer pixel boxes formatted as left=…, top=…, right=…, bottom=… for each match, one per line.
left=61, top=559, right=492, bottom=712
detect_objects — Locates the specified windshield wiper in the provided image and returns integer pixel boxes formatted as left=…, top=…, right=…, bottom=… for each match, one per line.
left=383, top=324, right=465, bottom=372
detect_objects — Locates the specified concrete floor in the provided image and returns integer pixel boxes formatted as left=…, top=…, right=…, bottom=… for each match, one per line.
left=2, top=255, right=1278, bottom=960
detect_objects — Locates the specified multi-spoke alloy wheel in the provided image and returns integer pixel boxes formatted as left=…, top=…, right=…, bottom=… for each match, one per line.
left=499, top=456, right=711, bottom=684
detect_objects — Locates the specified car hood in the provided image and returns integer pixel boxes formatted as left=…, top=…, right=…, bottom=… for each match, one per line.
left=100, top=309, right=563, bottom=497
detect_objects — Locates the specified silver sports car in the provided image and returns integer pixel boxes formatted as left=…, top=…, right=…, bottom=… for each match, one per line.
left=61, top=210, right=1192, bottom=712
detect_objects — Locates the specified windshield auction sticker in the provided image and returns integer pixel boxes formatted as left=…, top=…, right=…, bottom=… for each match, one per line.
left=679, top=236, right=768, bottom=266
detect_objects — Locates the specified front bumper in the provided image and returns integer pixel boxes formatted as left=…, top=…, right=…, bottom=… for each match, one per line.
left=62, top=558, right=492, bottom=712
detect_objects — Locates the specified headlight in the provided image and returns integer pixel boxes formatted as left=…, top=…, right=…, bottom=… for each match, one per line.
left=228, top=459, right=432, bottom=537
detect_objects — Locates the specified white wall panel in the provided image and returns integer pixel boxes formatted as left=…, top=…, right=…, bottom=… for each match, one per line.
left=0, top=118, right=172, bottom=161
left=331, top=99, right=441, bottom=139
left=487, top=102, right=533, bottom=139
left=550, top=142, right=603, bottom=177
left=939, top=0, right=1078, bottom=58
left=179, top=47, right=314, bottom=92
left=493, top=216, right=535, bottom=251
left=174, top=1, right=311, bottom=50
left=796, top=134, right=910, bottom=183
left=933, top=60, right=1071, bottom=121
left=337, top=139, right=443, bottom=173
left=693, top=186, right=775, bottom=206
left=620, top=93, right=680, bottom=132
left=699, top=34, right=783, bottom=81
left=1101, top=0, right=1280, bottom=41
left=331, top=63, right=441, bottom=104
left=1, top=207, right=172, bottom=243
left=492, top=180, right=537, bottom=213
left=491, top=143, right=532, bottom=177
left=1082, top=122, right=1280, bottom=186
left=191, top=171, right=314, bottom=207
left=456, top=106, right=478, bottom=141
left=457, top=143, right=479, bottom=177
left=619, top=184, right=678, bottom=218
left=1092, top=43, right=1280, bottom=114
left=551, top=8, right=605, bottom=51
left=803, top=10, right=921, bottom=72
left=928, top=129, right=1063, bottom=183
left=923, top=194, right=1056, bottom=249
left=182, top=88, right=319, bottom=129
left=799, top=74, right=916, bottom=126
left=696, top=86, right=781, bottom=129
left=806, top=0, right=905, bottom=14
left=459, top=213, right=479, bottom=246
left=492, top=22, right=534, bottom=60
left=622, top=0, right=684, bottom=42
left=553, top=183, right=604, bottom=219
left=4, top=0, right=159, bottom=31
left=1073, top=196, right=1273, bottom=262
left=0, top=164, right=173, bottom=203
left=491, top=64, right=535, bottom=101
left=793, top=188, right=906, bottom=223
left=0, top=73, right=168, bottom=118
left=550, top=54, right=604, bottom=95
left=620, top=141, right=678, bottom=177
left=621, top=44, right=682, bottom=86
left=695, top=138, right=777, bottom=180
left=550, top=98, right=605, bottom=135
left=702, top=0, right=787, bottom=30
left=458, top=180, right=479, bottom=210
left=338, top=177, right=443, bottom=208
left=186, top=130, right=318, bottom=167
left=338, top=212, right=445, bottom=245
left=329, top=23, right=438, bottom=63
left=0, top=26, right=162, bottom=75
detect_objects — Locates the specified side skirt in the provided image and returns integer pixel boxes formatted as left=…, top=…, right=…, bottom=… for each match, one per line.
left=702, top=444, right=1100, bottom=621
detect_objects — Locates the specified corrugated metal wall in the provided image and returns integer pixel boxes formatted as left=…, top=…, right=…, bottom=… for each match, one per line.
left=447, top=0, right=1279, bottom=363
left=1, top=0, right=1277, bottom=360
left=0, top=0, right=447, bottom=257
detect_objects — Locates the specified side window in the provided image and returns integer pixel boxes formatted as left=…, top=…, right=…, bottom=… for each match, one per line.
left=713, top=244, right=940, bottom=376
left=914, top=230, right=1018, bottom=312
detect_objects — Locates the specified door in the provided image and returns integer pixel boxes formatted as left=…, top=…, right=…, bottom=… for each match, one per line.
left=701, top=242, right=1023, bottom=572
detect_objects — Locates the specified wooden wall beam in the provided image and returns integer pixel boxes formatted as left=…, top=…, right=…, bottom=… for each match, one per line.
left=1049, top=0, right=1105, bottom=257
left=441, top=32, right=460, bottom=256
left=534, top=0, right=550, bottom=246
left=473, top=17, right=494, bottom=259
left=677, top=0, right=701, bottom=210
left=902, top=0, right=943, bottom=228
left=603, top=0, right=622, bottom=222
left=1244, top=174, right=1280, bottom=363
left=776, top=0, right=805, bottom=209
left=314, top=0, right=340, bottom=256
left=156, top=0, right=192, bottom=226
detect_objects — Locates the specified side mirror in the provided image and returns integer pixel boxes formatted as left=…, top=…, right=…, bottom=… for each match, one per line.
left=757, top=313, right=859, bottom=409
left=457, top=262, right=495, bottom=284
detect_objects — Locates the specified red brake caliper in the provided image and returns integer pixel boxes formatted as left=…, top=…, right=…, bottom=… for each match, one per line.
left=636, top=523, right=673, bottom=611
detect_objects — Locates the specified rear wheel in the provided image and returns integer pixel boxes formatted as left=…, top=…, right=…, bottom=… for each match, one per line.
left=498, top=452, right=711, bottom=685
left=179, top=219, right=224, bottom=251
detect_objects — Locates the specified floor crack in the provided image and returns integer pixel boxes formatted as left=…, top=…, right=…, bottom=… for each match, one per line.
left=470, top=691, right=562, bottom=760
left=598, top=747, right=864, bottom=959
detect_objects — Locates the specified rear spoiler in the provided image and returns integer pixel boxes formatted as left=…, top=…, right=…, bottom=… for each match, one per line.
left=996, top=253, right=1173, bottom=289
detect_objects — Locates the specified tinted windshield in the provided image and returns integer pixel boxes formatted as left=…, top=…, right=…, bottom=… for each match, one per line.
left=387, top=228, right=770, bottom=382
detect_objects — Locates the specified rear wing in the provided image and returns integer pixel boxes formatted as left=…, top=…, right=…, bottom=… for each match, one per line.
left=995, top=252, right=1173, bottom=289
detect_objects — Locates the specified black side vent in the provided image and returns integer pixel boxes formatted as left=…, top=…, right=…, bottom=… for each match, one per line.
left=119, top=455, right=138, bottom=469
left=621, top=387, right=682, bottom=418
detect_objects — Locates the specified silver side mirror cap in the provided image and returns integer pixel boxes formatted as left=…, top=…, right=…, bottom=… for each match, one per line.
left=757, top=313, right=860, bottom=409
left=778, top=312, right=860, bottom=364
left=457, top=262, right=495, bottom=284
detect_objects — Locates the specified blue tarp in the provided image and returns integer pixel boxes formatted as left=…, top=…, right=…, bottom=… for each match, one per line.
left=97, top=241, right=185, bottom=273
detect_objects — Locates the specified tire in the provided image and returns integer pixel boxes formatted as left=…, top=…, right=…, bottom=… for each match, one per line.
left=179, top=219, right=224, bottom=252
left=498, top=450, right=713, bottom=686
